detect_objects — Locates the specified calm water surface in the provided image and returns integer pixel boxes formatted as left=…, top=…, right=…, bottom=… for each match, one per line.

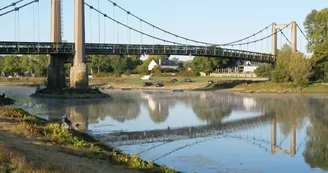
left=1, top=86, right=328, bottom=173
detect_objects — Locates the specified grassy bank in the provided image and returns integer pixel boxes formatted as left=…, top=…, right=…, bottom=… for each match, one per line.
left=0, top=107, right=177, bottom=173
left=226, top=81, right=328, bottom=93
left=0, top=77, right=46, bottom=86
left=91, top=76, right=267, bottom=90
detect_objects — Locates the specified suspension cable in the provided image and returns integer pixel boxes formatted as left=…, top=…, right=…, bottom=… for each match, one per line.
left=33, top=2, right=35, bottom=42
left=0, top=0, right=24, bottom=12
left=85, top=2, right=184, bottom=45
left=296, top=23, right=314, bottom=46
left=17, top=9, right=20, bottom=41
left=89, top=6, right=92, bottom=42
left=98, top=0, right=100, bottom=43
left=106, top=0, right=272, bottom=46
left=37, top=0, right=39, bottom=43
left=232, top=22, right=292, bottom=46
left=0, top=0, right=38, bottom=17
left=279, top=29, right=292, bottom=45
left=104, top=15, right=106, bottom=43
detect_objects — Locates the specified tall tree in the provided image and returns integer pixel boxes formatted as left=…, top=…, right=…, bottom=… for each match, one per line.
left=272, top=44, right=293, bottom=83
left=289, top=53, right=312, bottom=88
left=304, top=8, right=328, bottom=82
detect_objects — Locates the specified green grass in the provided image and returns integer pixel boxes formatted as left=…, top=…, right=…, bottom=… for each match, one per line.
left=233, top=81, right=328, bottom=93
left=92, top=76, right=262, bottom=89
left=0, top=77, right=45, bottom=86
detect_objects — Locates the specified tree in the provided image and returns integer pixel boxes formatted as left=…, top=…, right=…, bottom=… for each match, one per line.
left=183, top=60, right=193, bottom=69
left=87, top=55, right=112, bottom=74
left=151, top=65, right=161, bottom=74
left=290, top=53, right=312, bottom=88
left=304, top=8, right=328, bottom=82
left=191, top=56, right=228, bottom=74
left=254, top=64, right=273, bottom=78
left=110, top=56, right=127, bottom=76
left=304, top=8, right=328, bottom=52
left=272, top=44, right=292, bottom=83
left=2, top=56, right=22, bottom=76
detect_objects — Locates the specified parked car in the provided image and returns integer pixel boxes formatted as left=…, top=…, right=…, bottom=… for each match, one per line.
left=171, top=78, right=178, bottom=83
left=142, top=82, right=153, bottom=86
left=183, top=78, right=192, bottom=82
left=208, top=80, right=215, bottom=84
left=156, top=83, right=165, bottom=87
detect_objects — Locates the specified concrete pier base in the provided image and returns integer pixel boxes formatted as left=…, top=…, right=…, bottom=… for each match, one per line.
left=47, top=55, right=66, bottom=88
left=70, top=63, right=88, bottom=88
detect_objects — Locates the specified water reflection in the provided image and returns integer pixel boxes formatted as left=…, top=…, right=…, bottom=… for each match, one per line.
left=1, top=86, right=328, bottom=173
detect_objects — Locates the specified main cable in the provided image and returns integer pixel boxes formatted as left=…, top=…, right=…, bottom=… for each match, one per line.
left=279, top=29, right=292, bottom=45
left=85, top=2, right=184, bottom=45
left=107, top=0, right=272, bottom=46
left=0, top=0, right=24, bottom=12
left=0, top=0, right=39, bottom=17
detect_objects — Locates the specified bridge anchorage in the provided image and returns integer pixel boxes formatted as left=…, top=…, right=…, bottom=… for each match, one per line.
left=0, top=0, right=308, bottom=89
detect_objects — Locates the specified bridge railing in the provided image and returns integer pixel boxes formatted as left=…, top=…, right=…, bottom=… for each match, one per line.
left=0, top=42, right=275, bottom=63
left=0, top=42, right=74, bottom=54
left=85, top=43, right=275, bottom=63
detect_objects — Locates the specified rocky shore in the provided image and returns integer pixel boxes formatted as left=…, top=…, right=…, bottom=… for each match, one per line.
left=30, top=87, right=111, bottom=99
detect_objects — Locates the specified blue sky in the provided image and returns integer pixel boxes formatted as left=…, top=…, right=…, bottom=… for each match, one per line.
left=0, top=0, right=326, bottom=55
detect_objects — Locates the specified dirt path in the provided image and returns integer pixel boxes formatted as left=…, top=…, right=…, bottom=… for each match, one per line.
left=0, top=120, right=142, bottom=173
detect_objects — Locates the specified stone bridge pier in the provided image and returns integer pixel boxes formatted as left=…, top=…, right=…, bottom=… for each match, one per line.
left=48, top=0, right=88, bottom=89
left=47, top=55, right=66, bottom=88
left=47, top=0, right=66, bottom=88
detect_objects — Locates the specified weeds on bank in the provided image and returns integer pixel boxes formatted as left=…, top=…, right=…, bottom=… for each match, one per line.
left=0, top=143, right=60, bottom=173
left=0, top=107, right=178, bottom=173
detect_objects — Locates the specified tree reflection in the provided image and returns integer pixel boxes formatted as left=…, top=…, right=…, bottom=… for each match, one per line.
left=87, top=99, right=140, bottom=123
left=190, top=93, right=232, bottom=124
left=254, top=95, right=310, bottom=135
left=303, top=98, right=328, bottom=171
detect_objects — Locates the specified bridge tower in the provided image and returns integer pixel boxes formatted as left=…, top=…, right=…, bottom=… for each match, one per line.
left=272, top=21, right=297, bottom=56
left=70, top=0, right=88, bottom=88
left=48, top=0, right=66, bottom=88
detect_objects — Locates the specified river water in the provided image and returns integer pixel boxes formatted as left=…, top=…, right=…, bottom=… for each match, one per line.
left=1, top=86, right=328, bottom=173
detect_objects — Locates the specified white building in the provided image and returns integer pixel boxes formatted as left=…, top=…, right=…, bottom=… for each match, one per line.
left=148, top=59, right=179, bottom=71
left=243, top=61, right=263, bottom=73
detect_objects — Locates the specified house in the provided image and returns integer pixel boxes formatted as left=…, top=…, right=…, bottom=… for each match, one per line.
left=242, top=61, right=265, bottom=73
left=148, top=59, right=179, bottom=71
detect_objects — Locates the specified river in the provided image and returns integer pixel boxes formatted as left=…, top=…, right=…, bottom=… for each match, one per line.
left=1, top=86, right=328, bottom=173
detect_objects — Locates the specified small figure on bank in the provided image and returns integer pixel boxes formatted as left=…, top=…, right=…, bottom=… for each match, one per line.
left=1, top=93, right=5, bottom=98
left=62, top=114, right=72, bottom=130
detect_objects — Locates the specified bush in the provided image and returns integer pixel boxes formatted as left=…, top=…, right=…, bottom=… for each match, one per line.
left=161, top=68, right=179, bottom=73
left=93, top=72, right=114, bottom=78
left=175, top=70, right=199, bottom=77
left=254, top=64, right=273, bottom=78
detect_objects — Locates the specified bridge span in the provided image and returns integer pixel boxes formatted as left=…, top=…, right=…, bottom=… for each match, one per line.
left=0, top=41, right=275, bottom=63
left=93, top=112, right=275, bottom=146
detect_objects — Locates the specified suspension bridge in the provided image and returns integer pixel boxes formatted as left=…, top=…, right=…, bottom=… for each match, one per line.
left=93, top=113, right=307, bottom=160
left=0, top=0, right=311, bottom=88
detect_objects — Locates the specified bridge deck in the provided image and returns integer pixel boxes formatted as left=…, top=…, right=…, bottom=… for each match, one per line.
left=93, top=113, right=275, bottom=146
left=0, top=41, right=275, bottom=63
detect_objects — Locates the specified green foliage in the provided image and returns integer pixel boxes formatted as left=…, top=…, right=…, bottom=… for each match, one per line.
left=289, top=53, right=312, bottom=88
left=161, top=68, right=179, bottom=73
left=304, top=8, right=328, bottom=52
left=134, top=64, right=149, bottom=75
left=0, top=55, right=49, bottom=77
left=254, top=64, right=273, bottom=78
left=151, top=65, right=161, bottom=74
left=87, top=55, right=112, bottom=74
left=192, top=56, right=229, bottom=74
left=304, top=8, right=328, bottom=82
left=272, top=45, right=312, bottom=87
left=272, top=44, right=293, bottom=83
